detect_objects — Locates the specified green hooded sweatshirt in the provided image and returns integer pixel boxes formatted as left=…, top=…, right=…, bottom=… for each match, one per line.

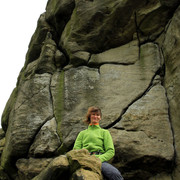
left=73, top=124, right=115, bottom=162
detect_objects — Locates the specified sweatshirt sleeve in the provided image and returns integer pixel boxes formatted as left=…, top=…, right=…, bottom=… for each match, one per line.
left=73, top=131, right=83, bottom=150
left=98, top=130, right=115, bottom=162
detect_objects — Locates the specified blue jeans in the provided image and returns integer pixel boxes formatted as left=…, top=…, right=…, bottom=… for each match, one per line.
left=101, top=162, right=124, bottom=180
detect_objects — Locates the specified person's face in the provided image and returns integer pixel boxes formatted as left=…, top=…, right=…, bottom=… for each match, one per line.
left=90, top=111, right=101, bottom=125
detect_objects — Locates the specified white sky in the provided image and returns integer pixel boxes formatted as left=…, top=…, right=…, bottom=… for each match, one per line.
left=0, top=0, right=48, bottom=127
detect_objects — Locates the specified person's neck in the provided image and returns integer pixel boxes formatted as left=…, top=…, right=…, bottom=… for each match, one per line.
left=89, top=123, right=99, bottom=126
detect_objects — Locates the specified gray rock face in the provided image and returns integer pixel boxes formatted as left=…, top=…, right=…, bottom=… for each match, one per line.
left=16, top=158, right=53, bottom=180
left=29, top=118, right=61, bottom=157
left=60, top=0, right=174, bottom=66
left=1, top=0, right=180, bottom=180
left=19, top=149, right=101, bottom=180
left=1, top=73, right=53, bottom=173
left=161, top=5, right=180, bottom=180
left=112, top=83, right=174, bottom=179
left=88, top=40, right=139, bottom=66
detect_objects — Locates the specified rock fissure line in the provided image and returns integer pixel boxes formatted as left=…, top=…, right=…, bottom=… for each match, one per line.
left=49, top=75, right=54, bottom=116
left=87, top=53, right=92, bottom=65
left=88, top=62, right=136, bottom=74
left=166, top=101, right=176, bottom=170
left=27, top=115, right=55, bottom=158
left=100, top=62, right=136, bottom=67
left=161, top=48, right=176, bottom=170
left=14, top=84, right=48, bottom=111
left=164, top=19, right=172, bottom=34
left=106, top=68, right=163, bottom=130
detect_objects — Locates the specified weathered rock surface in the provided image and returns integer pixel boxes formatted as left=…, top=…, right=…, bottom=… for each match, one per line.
left=88, top=40, right=139, bottom=66
left=0, top=129, right=5, bottom=156
left=161, top=5, right=180, bottom=180
left=16, top=149, right=101, bottom=180
left=1, top=0, right=180, bottom=179
left=32, top=155, right=69, bottom=180
left=29, top=118, right=61, bottom=157
left=112, top=82, right=174, bottom=179
left=16, top=158, right=53, bottom=180
left=1, top=73, right=53, bottom=177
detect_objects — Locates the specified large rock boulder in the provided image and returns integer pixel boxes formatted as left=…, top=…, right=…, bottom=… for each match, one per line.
left=112, top=82, right=174, bottom=179
left=16, top=149, right=102, bottom=180
left=1, top=0, right=180, bottom=179
left=28, top=118, right=61, bottom=157
left=60, top=0, right=176, bottom=66
left=16, top=158, right=53, bottom=180
left=1, top=73, right=54, bottom=177
left=160, top=5, right=180, bottom=180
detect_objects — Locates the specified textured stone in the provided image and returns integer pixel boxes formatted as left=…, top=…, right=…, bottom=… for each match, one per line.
left=1, top=73, right=53, bottom=175
left=58, top=42, right=162, bottom=154
left=113, top=83, right=173, bottom=155
left=60, top=0, right=174, bottom=65
left=1, top=88, right=18, bottom=131
left=1, top=0, right=180, bottom=179
left=160, top=0, right=180, bottom=7
left=0, top=138, right=5, bottom=156
left=54, top=50, right=67, bottom=69
left=16, top=158, right=52, bottom=180
left=32, top=149, right=102, bottom=180
left=33, top=33, right=57, bottom=74
left=0, top=129, right=5, bottom=140
left=111, top=83, right=174, bottom=179
left=72, top=168, right=102, bottom=180
left=99, top=42, right=161, bottom=126
left=25, top=13, right=53, bottom=66
left=60, top=0, right=144, bottom=65
left=0, top=167, right=10, bottom=180
left=29, top=118, right=61, bottom=157
left=88, top=40, right=139, bottom=67
left=161, top=5, right=180, bottom=180
left=32, top=155, right=69, bottom=180
left=136, top=1, right=172, bottom=42
left=66, top=149, right=102, bottom=177
left=45, top=0, right=75, bottom=37
left=56, top=66, right=99, bottom=153
left=25, top=32, right=57, bottom=78
left=111, top=129, right=172, bottom=179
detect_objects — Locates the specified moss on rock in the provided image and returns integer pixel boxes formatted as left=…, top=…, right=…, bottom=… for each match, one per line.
left=1, top=88, right=18, bottom=132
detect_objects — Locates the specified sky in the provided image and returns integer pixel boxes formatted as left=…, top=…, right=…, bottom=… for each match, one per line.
left=0, top=0, right=48, bottom=127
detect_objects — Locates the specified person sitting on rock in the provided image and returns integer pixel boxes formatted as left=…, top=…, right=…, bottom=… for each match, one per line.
left=73, top=106, right=124, bottom=180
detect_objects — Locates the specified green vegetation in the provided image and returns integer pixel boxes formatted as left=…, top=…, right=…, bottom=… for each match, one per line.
left=53, top=71, right=64, bottom=142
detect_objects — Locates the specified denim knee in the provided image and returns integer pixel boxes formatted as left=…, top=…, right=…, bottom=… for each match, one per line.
left=101, top=162, right=124, bottom=180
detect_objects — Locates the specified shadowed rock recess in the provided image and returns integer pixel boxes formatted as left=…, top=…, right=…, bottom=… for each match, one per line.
left=1, top=0, right=180, bottom=179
